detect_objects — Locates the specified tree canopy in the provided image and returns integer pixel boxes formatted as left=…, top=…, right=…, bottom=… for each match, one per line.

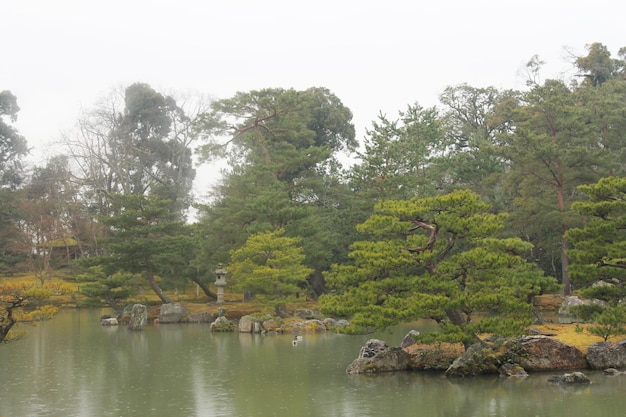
left=320, top=190, right=559, bottom=346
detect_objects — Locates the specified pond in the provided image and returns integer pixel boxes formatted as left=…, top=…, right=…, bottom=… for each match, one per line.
left=1, top=309, right=626, bottom=417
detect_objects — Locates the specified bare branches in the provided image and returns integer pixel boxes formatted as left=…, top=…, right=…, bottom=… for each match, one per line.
left=406, top=220, right=438, bottom=253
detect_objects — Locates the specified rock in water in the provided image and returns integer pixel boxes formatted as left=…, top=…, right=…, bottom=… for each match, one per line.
left=587, top=340, right=626, bottom=370
left=547, top=371, right=591, bottom=384
left=158, top=303, right=189, bottom=323
left=346, top=339, right=411, bottom=374
left=127, top=304, right=147, bottom=331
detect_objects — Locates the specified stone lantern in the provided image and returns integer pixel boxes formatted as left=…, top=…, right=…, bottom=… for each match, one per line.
left=214, top=264, right=227, bottom=304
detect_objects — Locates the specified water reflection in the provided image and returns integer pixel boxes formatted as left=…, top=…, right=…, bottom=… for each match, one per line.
left=2, top=310, right=626, bottom=417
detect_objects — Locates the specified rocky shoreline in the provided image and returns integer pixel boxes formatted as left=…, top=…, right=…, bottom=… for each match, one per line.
left=346, top=333, right=626, bottom=381
left=102, top=299, right=626, bottom=380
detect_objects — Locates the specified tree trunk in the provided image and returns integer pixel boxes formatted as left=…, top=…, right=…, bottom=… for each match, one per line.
left=560, top=233, right=571, bottom=295
left=190, top=277, right=217, bottom=301
left=445, top=308, right=481, bottom=350
left=146, top=265, right=172, bottom=304
left=556, top=179, right=571, bottom=295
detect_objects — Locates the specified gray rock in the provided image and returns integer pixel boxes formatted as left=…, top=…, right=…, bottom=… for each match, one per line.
left=401, top=330, right=420, bottom=348
left=559, top=295, right=608, bottom=316
left=238, top=315, right=255, bottom=333
left=158, top=302, right=189, bottom=323
left=587, top=340, right=626, bottom=370
left=101, top=317, right=118, bottom=326
left=346, top=339, right=411, bottom=374
left=547, top=371, right=591, bottom=384
left=188, top=312, right=214, bottom=323
left=127, top=304, right=147, bottom=331
left=514, top=335, right=587, bottom=371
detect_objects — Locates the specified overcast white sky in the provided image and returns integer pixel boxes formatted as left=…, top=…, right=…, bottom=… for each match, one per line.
left=4, top=0, right=625, bottom=182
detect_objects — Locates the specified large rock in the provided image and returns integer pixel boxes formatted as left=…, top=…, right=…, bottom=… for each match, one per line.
left=346, top=339, right=411, bottom=374
left=158, top=303, right=189, bottom=324
left=188, top=312, right=214, bottom=323
left=445, top=341, right=503, bottom=377
left=559, top=295, right=608, bottom=317
left=127, top=304, right=147, bottom=331
left=445, top=336, right=587, bottom=377
left=405, top=342, right=461, bottom=371
left=238, top=315, right=255, bottom=333
left=513, top=335, right=587, bottom=371
left=101, top=317, right=119, bottom=326
left=587, top=340, right=626, bottom=370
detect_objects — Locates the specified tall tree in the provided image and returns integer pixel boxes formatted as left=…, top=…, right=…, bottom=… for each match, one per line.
left=195, top=87, right=356, bottom=295
left=497, top=44, right=626, bottom=294
left=0, top=91, right=29, bottom=272
left=81, top=194, right=194, bottom=304
left=575, top=42, right=625, bottom=86
left=496, top=79, right=599, bottom=295
left=0, top=90, right=28, bottom=189
left=320, top=190, right=558, bottom=347
left=436, top=84, right=517, bottom=207
left=63, top=83, right=199, bottom=219
left=17, top=156, right=81, bottom=283
left=64, top=83, right=200, bottom=300
left=566, top=176, right=626, bottom=293
left=348, top=104, right=443, bottom=206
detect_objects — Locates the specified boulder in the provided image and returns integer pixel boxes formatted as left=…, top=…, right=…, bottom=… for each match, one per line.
left=401, top=330, right=420, bottom=348
left=188, top=312, right=214, bottom=323
left=559, top=295, right=608, bottom=317
left=101, top=317, right=118, bottom=326
left=513, top=335, right=587, bottom=371
left=405, top=342, right=461, bottom=371
left=158, top=303, right=189, bottom=324
left=238, top=315, right=255, bottom=333
left=322, top=318, right=349, bottom=329
left=446, top=341, right=503, bottom=377
left=587, top=340, right=626, bottom=370
left=346, top=339, right=411, bottom=374
left=445, top=336, right=587, bottom=377
left=210, top=316, right=235, bottom=332
left=547, top=371, right=591, bottom=384
left=127, top=304, right=147, bottom=331
left=262, top=318, right=279, bottom=332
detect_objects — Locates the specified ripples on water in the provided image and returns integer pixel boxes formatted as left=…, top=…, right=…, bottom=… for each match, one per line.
left=2, top=309, right=626, bottom=417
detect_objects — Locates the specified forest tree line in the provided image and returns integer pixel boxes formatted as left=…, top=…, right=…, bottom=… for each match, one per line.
left=2, top=42, right=626, bottom=343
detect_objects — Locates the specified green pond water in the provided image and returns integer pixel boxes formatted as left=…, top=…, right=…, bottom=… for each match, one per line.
left=1, top=308, right=626, bottom=417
